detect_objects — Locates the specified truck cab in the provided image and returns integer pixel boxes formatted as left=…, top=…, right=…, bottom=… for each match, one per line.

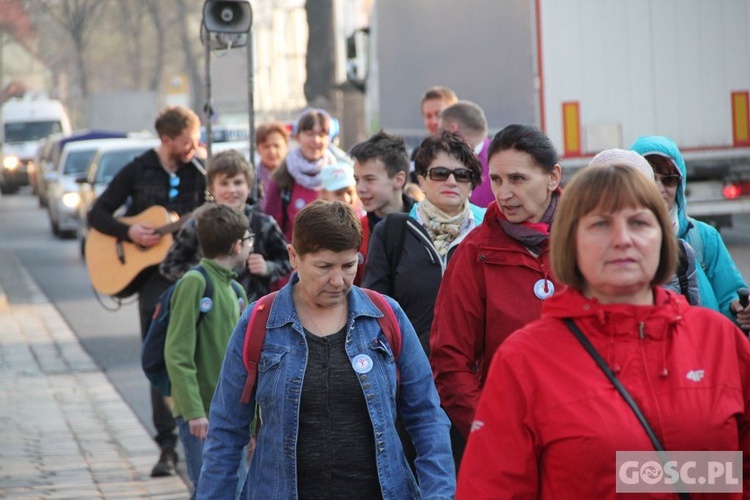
left=0, top=95, right=72, bottom=194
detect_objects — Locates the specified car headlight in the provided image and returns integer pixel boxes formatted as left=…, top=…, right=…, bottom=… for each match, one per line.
left=62, top=191, right=81, bottom=208
left=3, top=156, right=19, bottom=170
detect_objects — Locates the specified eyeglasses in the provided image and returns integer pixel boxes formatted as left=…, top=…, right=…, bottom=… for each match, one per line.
left=229, top=233, right=254, bottom=254
left=168, top=173, right=180, bottom=199
left=654, top=173, right=681, bottom=188
left=426, top=167, right=474, bottom=183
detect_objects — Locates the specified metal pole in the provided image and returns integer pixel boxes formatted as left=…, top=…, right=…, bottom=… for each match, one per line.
left=247, top=27, right=256, bottom=203
left=204, top=26, right=213, bottom=163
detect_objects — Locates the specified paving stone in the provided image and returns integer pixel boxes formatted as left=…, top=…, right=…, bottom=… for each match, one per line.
left=0, top=283, right=190, bottom=499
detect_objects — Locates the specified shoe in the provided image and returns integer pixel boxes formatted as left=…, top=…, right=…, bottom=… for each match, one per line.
left=151, top=448, right=178, bottom=477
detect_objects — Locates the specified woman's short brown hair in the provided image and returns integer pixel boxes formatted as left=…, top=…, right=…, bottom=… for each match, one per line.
left=292, top=200, right=363, bottom=256
left=256, top=121, right=289, bottom=145
left=550, top=163, right=678, bottom=291
left=413, top=130, right=483, bottom=189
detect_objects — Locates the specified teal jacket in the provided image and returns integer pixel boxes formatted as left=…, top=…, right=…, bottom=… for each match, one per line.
left=165, top=258, right=248, bottom=420
left=630, top=135, right=746, bottom=319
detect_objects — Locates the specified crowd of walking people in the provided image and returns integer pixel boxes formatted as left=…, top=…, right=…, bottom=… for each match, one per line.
left=87, top=85, right=750, bottom=498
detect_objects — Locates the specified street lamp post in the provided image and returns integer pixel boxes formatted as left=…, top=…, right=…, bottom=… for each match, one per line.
left=201, top=0, right=256, bottom=199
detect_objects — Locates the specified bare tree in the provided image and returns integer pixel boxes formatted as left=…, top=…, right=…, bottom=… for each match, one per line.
left=37, top=0, right=107, bottom=97
left=145, top=0, right=165, bottom=91
left=174, top=0, right=204, bottom=115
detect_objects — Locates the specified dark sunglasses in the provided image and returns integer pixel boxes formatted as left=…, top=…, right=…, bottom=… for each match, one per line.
left=427, top=167, right=474, bottom=183
left=168, top=173, right=180, bottom=199
left=654, top=173, right=681, bottom=188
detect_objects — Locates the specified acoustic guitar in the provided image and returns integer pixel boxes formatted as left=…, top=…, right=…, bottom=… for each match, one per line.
left=85, top=206, right=189, bottom=298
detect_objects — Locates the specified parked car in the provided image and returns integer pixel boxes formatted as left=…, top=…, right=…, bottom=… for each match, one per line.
left=35, top=130, right=127, bottom=208
left=75, top=137, right=160, bottom=254
left=47, top=138, right=134, bottom=238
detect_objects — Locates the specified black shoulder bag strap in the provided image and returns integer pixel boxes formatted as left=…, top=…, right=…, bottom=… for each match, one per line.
left=563, top=318, right=690, bottom=500
left=383, top=213, right=409, bottom=292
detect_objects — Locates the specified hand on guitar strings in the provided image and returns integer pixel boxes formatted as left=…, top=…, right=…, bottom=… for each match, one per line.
left=128, top=223, right=162, bottom=248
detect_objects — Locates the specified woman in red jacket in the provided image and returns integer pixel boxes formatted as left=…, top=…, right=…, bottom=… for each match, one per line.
left=457, top=164, right=750, bottom=498
left=429, top=124, right=562, bottom=462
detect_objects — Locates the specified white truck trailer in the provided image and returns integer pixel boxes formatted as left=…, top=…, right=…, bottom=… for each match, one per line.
left=0, top=95, right=72, bottom=194
left=349, top=0, right=750, bottom=228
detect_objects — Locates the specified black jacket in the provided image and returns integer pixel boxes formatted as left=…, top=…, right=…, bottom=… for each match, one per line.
left=362, top=214, right=455, bottom=355
left=88, top=149, right=206, bottom=241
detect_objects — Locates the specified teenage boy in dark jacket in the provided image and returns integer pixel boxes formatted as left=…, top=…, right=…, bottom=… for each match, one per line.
left=350, top=131, right=414, bottom=284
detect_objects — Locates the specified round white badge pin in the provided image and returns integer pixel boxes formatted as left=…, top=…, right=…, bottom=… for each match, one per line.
left=533, top=279, right=555, bottom=300
left=199, top=297, right=213, bottom=312
left=352, top=354, right=374, bottom=374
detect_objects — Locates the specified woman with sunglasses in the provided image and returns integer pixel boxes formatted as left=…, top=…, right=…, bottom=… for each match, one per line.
left=362, top=130, right=484, bottom=471
left=362, top=130, right=485, bottom=355
left=631, top=135, right=750, bottom=328
left=430, top=124, right=562, bottom=467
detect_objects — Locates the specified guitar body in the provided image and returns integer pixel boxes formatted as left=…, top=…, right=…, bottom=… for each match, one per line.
left=85, top=206, right=179, bottom=298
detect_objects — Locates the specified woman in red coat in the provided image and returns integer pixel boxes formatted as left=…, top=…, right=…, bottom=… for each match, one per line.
left=429, top=124, right=562, bottom=460
left=457, top=163, right=750, bottom=498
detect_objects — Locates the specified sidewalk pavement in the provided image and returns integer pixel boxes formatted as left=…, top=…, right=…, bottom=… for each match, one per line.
left=0, top=278, right=191, bottom=499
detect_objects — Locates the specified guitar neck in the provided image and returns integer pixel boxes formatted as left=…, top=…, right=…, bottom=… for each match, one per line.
left=155, top=213, right=191, bottom=236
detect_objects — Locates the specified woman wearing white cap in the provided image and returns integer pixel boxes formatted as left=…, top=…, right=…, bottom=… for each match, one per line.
left=587, top=148, right=701, bottom=306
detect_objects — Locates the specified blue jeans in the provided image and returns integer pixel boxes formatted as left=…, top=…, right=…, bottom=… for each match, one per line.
left=177, top=417, right=205, bottom=499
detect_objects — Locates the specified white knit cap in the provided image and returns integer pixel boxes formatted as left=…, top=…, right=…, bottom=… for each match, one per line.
left=588, top=148, right=654, bottom=181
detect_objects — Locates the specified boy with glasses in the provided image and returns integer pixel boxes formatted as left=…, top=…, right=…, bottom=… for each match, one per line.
left=164, top=204, right=250, bottom=498
left=88, top=105, right=207, bottom=476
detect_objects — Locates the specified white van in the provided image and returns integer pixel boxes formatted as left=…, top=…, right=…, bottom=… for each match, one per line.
left=0, top=95, right=72, bottom=194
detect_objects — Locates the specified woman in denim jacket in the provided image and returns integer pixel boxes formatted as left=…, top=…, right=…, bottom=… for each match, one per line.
left=198, top=200, right=455, bottom=499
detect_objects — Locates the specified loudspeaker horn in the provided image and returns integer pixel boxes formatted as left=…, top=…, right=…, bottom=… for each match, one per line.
left=203, top=0, right=252, bottom=34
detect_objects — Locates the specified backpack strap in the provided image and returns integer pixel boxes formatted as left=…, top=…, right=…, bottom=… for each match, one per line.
left=676, top=242, right=690, bottom=299
left=194, top=265, right=213, bottom=325
left=230, top=279, right=246, bottom=311
left=240, top=292, right=278, bottom=404
left=280, top=188, right=292, bottom=236
left=362, top=288, right=402, bottom=389
left=383, top=213, right=410, bottom=293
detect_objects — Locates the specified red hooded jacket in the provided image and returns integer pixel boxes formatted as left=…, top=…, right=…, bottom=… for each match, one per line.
left=457, top=286, right=750, bottom=499
left=430, top=201, right=560, bottom=437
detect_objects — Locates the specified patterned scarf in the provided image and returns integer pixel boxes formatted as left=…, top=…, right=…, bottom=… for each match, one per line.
left=417, top=198, right=472, bottom=256
left=497, top=190, right=559, bottom=254
left=285, top=147, right=336, bottom=190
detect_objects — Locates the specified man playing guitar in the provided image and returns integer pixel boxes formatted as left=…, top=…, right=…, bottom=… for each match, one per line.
left=87, top=105, right=206, bottom=478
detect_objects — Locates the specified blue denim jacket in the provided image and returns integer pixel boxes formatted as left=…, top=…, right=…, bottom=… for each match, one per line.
left=198, top=277, right=456, bottom=499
